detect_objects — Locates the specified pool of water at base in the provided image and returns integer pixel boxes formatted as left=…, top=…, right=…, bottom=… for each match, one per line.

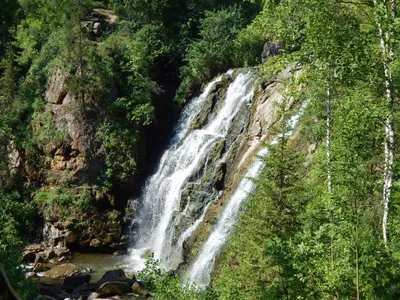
left=70, top=253, right=132, bottom=282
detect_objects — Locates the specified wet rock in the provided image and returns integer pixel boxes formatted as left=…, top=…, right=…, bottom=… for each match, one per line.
left=22, top=250, right=36, bottom=262
left=88, top=292, right=100, bottom=300
left=66, top=282, right=97, bottom=299
left=39, top=282, right=59, bottom=297
left=55, top=247, right=70, bottom=258
left=97, top=281, right=132, bottom=297
left=35, top=253, right=46, bottom=264
left=191, top=74, right=231, bottom=130
left=33, top=263, right=50, bottom=272
left=45, top=249, right=57, bottom=260
left=63, top=273, right=91, bottom=287
left=97, top=269, right=134, bottom=287
left=43, top=263, right=81, bottom=278
left=26, top=271, right=37, bottom=279
left=37, top=295, right=57, bottom=300
left=131, top=281, right=151, bottom=298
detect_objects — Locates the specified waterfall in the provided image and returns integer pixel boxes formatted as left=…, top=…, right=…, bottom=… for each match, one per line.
left=188, top=104, right=307, bottom=288
left=188, top=148, right=268, bottom=288
left=129, top=71, right=254, bottom=271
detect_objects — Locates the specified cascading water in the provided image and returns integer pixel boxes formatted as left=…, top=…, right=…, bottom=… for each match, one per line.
left=129, top=71, right=255, bottom=271
left=188, top=105, right=307, bottom=288
left=188, top=148, right=269, bottom=288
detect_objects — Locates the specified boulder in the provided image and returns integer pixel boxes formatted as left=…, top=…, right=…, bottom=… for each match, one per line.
left=63, top=274, right=91, bottom=287
left=22, top=251, right=36, bottom=262
left=71, top=282, right=97, bottom=298
left=87, top=292, right=100, bottom=300
left=39, top=282, right=59, bottom=297
left=261, top=39, right=282, bottom=63
left=45, top=249, right=57, bottom=260
left=97, top=269, right=134, bottom=287
left=43, top=263, right=81, bottom=278
left=97, top=281, right=131, bottom=297
left=35, top=253, right=46, bottom=264
left=131, top=281, right=151, bottom=298
left=33, top=263, right=49, bottom=272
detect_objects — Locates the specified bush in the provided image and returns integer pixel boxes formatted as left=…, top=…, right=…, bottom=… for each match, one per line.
left=138, top=254, right=204, bottom=300
left=0, top=247, right=38, bottom=299
left=176, top=6, right=245, bottom=101
left=34, top=185, right=93, bottom=209
left=0, top=189, right=38, bottom=299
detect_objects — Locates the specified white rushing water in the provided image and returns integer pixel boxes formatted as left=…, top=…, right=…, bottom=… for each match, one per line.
left=189, top=104, right=307, bottom=288
left=188, top=148, right=268, bottom=287
left=129, top=71, right=254, bottom=271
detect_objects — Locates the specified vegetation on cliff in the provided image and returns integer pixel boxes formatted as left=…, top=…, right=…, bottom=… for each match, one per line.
left=2, top=0, right=400, bottom=298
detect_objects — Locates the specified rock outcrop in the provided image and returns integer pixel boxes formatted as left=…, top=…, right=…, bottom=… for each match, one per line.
left=36, top=267, right=150, bottom=300
left=261, top=39, right=283, bottom=63
left=25, top=65, right=129, bottom=254
left=43, top=67, right=101, bottom=184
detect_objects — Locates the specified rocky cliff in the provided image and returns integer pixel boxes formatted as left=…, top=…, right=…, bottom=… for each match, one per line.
left=22, top=66, right=128, bottom=260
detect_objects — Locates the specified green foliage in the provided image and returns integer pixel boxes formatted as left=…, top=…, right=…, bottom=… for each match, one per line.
left=0, top=190, right=35, bottom=247
left=2, top=0, right=400, bottom=298
left=126, top=24, right=172, bottom=74
left=138, top=254, right=206, bottom=300
left=0, top=0, right=19, bottom=58
left=34, top=185, right=93, bottom=209
left=95, top=121, right=139, bottom=183
left=213, top=109, right=307, bottom=299
left=0, top=247, right=38, bottom=299
left=177, top=6, right=246, bottom=101
left=233, top=22, right=266, bottom=67
left=94, top=28, right=159, bottom=184
left=31, top=100, right=68, bottom=150
left=0, top=189, right=38, bottom=299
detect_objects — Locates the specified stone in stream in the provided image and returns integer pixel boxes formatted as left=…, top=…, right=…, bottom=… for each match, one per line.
left=131, top=281, right=152, bottom=298
left=97, top=281, right=132, bottom=297
left=22, top=250, right=36, bottom=262
left=97, top=269, right=135, bottom=287
left=33, top=263, right=50, bottom=272
left=63, top=273, right=91, bottom=287
left=43, top=263, right=81, bottom=278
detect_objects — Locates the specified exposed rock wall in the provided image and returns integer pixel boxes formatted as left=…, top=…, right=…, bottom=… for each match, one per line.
left=25, top=67, right=128, bottom=254
left=43, top=67, right=101, bottom=184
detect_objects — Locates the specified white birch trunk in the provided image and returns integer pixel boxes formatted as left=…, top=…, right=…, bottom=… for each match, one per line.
left=373, top=0, right=395, bottom=246
left=392, top=0, right=396, bottom=17
left=327, top=79, right=332, bottom=193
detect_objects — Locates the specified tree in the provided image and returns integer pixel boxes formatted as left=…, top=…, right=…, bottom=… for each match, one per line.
left=177, top=6, right=245, bottom=101
left=372, top=0, right=396, bottom=246
left=213, top=106, right=307, bottom=299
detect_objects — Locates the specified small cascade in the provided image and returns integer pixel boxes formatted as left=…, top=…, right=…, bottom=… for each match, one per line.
left=188, top=148, right=269, bottom=288
left=188, top=104, right=307, bottom=288
left=129, top=71, right=254, bottom=270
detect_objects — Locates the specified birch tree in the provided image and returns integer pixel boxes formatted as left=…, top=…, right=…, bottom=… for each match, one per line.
left=372, top=0, right=395, bottom=246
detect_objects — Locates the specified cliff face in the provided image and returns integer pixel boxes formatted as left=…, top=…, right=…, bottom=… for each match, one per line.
left=43, top=67, right=100, bottom=184
left=26, top=67, right=128, bottom=254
